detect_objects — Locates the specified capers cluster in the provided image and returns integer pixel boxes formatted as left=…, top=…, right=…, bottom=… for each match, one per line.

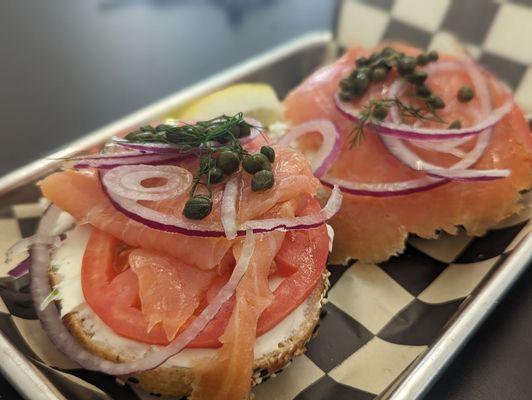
left=183, top=146, right=276, bottom=220
left=339, top=47, right=445, bottom=111
left=243, top=146, right=276, bottom=192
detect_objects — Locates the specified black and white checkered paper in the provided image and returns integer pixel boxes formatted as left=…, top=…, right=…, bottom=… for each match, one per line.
left=1, top=1, right=531, bottom=399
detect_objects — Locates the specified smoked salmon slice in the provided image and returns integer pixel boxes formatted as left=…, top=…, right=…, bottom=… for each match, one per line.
left=285, top=44, right=532, bottom=263
left=129, top=249, right=218, bottom=341
left=190, top=203, right=294, bottom=399
left=40, top=170, right=231, bottom=270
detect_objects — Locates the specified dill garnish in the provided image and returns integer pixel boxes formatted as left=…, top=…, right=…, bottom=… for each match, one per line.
left=124, top=113, right=274, bottom=219
left=350, top=98, right=445, bottom=146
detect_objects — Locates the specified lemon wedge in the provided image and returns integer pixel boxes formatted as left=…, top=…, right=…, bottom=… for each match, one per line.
left=167, top=83, right=283, bottom=127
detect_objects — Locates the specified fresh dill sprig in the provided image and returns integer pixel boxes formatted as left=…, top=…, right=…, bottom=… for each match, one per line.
left=126, top=114, right=252, bottom=196
left=350, top=98, right=446, bottom=146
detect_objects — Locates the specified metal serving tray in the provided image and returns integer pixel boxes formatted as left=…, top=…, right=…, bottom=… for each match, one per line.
left=0, top=31, right=530, bottom=400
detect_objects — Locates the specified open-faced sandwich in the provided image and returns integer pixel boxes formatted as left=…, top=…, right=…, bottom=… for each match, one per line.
left=15, top=115, right=341, bottom=399
left=282, top=43, right=532, bottom=264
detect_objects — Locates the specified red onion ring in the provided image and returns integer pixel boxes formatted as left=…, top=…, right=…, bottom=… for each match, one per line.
left=31, top=205, right=256, bottom=375
left=382, top=61, right=510, bottom=182
left=69, top=152, right=187, bottom=170
left=320, top=176, right=447, bottom=197
left=102, top=165, right=193, bottom=201
left=221, top=175, right=240, bottom=240
left=101, top=170, right=342, bottom=237
left=276, top=120, right=341, bottom=178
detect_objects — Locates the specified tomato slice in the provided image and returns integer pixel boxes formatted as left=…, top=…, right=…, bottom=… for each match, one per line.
left=81, top=197, right=329, bottom=348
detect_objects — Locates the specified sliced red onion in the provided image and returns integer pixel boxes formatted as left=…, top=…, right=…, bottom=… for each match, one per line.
left=102, top=171, right=342, bottom=237
left=68, top=152, right=187, bottom=170
left=102, top=165, right=193, bottom=202
left=71, top=150, right=149, bottom=160
left=5, top=234, right=64, bottom=264
left=7, top=256, right=32, bottom=279
left=242, top=185, right=343, bottom=232
left=276, top=120, right=341, bottom=178
left=409, top=137, right=471, bottom=158
left=320, top=176, right=447, bottom=196
left=31, top=205, right=256, bottom=375
left=382, top=60, right=510, bottom=182
left=112, top=139, right=189, bottom=155
left=221, top=175, right=240, bottom=240
left=425, top=168, right=510, bottom=181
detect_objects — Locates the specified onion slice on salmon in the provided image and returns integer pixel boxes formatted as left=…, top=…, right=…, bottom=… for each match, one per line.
left=101, top=168, right=343, bottom=237
left=102, top=165, right=193, bottom=201
left=380, top=60, right=510, bottom=182
left=221, top=175, right=240, bottom=240
left=30, top=205, right=256, bottom=375
left=69, top=151, right=188, bottom=170
left=276, top=120, right=341, bottom=178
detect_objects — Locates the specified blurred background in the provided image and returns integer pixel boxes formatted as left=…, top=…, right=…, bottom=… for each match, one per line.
left=0, top=0, right=333, bottom=175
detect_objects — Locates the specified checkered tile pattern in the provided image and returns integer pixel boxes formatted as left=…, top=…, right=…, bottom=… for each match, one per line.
left=254, top=221, right=530, bottom=399
left=336, top=0, right=532, bottom=112
left=0, top=1, right=531, bottom=398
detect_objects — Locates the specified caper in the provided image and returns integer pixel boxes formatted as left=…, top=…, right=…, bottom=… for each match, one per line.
left=428, top=50, right=439, bottom=62
left=217, top=151, right=240, bottom=175
left=242, top=153, right=270, bottom=174
left=397, top=56, right=417, bottom=75
left=338, top=91, right=352, bottom=102
left=448, top=120, right=462, bottom=129
left=373, top=104, right=388, bottom=121
left=209, top=167, right=224, bottom=183
left=339, top=78, right=352, bottom=92
left=260, top=146, right=275, bottom=163
left=165, top=131, right=183, bottom=143
left=352, top=73, right=370, bottom=96
left=378, top=58, right=394, bottom=71
left=251, top=170, right=275, bottom=192
left=457, top=86, right=474, bottom=102
left=238, top=122, right=251, bottom=137
left=417, top=53, right=430, bottom=66
left=416, top=84, right=431, bottom=98
left=228, top=121, right=251, bottom=138
left=405, top=70, right=428, bottom=85
left=183, top=195, right=212, bottom=220
left=357, top=66, right=372, bottom=76
left=356, top=56, right=369, bottom=67
left=368, top=52, right=379, bottom=63
left=370, top=67, right=388, bottom=82
left=216, top=133, right=231, bottom=144
left=380, top=47, right=396, bottom=57
left=427, top=95, right=445, bottom=109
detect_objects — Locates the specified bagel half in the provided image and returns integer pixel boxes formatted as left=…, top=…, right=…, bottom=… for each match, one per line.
left=48, top=226, right=329, bottom=398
